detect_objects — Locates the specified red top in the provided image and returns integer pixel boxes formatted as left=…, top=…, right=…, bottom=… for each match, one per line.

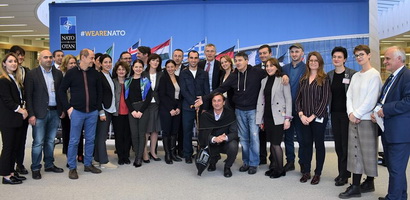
left=119, top=84, right=129, bottom=115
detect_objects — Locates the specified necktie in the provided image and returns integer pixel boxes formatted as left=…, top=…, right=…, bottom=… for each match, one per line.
left=205, top=62, right=211, bottom=72
left=379, top=74, right=394, bottom=103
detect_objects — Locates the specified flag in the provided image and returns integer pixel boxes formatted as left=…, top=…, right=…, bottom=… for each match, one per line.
left=151, top=39, right=171, bottom=61
left=277, top=53, right=286, bottom=67
left=183, top=39, right=206, bottom=62
left=247, top=50, right=257, bottom=66
left=215, top=46, right=235, bottom=61
left=127, top=41, right=140, bottom=61
left=104, top=44, right=113, bottom=57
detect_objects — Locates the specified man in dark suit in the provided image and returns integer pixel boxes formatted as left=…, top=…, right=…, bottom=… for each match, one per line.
left=9, top=45, right=30, bottom=175
left=254, top=44, right=272, bottom=165
left=198, top=44, right=221, bottom=92
left=198, top=93, right=238, bottom=178
left=173, top=49, right=187, bottom=76
left=25, top=50, right=64, bottom=179
left=52, top=50, right=64, bottom=70
left=374, top=46, right=410, bottom=200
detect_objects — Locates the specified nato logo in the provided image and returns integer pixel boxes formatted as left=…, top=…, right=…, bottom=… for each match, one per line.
left=60, top=16, right=76, bottom=34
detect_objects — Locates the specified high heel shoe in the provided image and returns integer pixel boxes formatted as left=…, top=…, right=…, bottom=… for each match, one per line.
left=149, top=152, right=161, bottom=161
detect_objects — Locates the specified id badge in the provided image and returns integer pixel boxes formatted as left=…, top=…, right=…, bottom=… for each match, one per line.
left=315, top=117, right=324, bottom=123
left=342, top=78, right=350, bottom=84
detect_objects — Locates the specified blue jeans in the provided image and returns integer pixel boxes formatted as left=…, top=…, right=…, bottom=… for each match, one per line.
left=67, top=109, right=98, bottom=169
left=31, top=110, right=59, bottom=171
left=235, top=109, right=259, bottom=167
left=182, top=110, right=195, bottom=158
left=284, top=114, right=305, bottom=165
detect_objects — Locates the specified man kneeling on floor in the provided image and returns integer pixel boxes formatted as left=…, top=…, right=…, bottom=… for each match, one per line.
left=198, top=93, right=238, bottom=178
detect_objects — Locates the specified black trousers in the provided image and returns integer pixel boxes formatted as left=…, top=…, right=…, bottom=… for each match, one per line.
left=112, top=114, right=131, bottom=160
left=0, top=126, right=23, bottom=176
left=15, top=119, right=28, bottom=166
left=259, top=129, right=267, bottom=163
left=209, top=140, right=239, bottom=168
left=331, top=112, right=351, bottom=179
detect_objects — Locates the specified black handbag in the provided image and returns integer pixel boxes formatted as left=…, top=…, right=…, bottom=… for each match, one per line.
left=195, top=146, right=210, bottom=176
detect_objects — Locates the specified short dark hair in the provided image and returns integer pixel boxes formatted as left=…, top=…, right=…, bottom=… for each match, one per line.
left=235, top=51, right=248, bottom=60
left=188, top=50, right=199, bottom=58
left=145, top=53, right=162, bottom=72
left=130, top=59, right=144, bottom=77
left=119, top=51, right=131, bottom=59
left=112, top=61, right=130, bottom=79
left=9, top=45, right=25, bottom=56
left=212, top=92, right=226, bottom=101
left=52, top=50, right=64, bottom=57
left=138, top=46, right=151, bottom=56
left=331, top=46, right=348, bottom=59
left=353, top=44, right=370, bottom=54
left=173, top=49, right=183, bottom=54
left=99, top=54, right=112, bottom=64
left=94, top=53, right=103, bottom=61
left=164, top=60, right=177, bottom=74
left=258, top=44, right=271, bottom=54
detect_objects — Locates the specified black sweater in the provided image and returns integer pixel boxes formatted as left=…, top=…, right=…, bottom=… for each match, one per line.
left=205, top=65, right=266, bottom=110
left=58, top=66, right=102, bottom=113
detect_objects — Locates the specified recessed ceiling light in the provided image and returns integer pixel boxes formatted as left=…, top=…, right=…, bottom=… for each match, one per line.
left=0, top=16, right=15, bottom=19
left=0, top=24, right=27, bottom=27
left=0, top=30, right=34, bottom=33
left=0, top=4, right=9, bottom=7
left=395, top=38, right=410, bottom=40
left=11, top=34, right=49, bottom=37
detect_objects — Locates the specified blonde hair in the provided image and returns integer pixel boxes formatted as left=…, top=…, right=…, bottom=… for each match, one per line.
left=60, top=54, right=77, bottom=73
left=1, top=53, right=24, bottom=88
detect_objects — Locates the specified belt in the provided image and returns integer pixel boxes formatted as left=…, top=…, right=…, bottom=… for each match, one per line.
left=47, top=106, right=57, bottom=110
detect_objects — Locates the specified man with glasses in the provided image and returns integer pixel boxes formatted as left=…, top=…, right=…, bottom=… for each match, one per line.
left=119, top=51, right=132, bottom=66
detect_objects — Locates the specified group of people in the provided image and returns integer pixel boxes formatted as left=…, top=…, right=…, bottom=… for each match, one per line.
left=0, top=43, right=409, bottom=200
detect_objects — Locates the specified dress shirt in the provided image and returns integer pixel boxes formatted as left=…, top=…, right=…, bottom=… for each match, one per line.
left=40, top=66, right=57, bottom=106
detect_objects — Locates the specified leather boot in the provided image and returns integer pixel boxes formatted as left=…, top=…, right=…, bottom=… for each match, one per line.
left=171, top=136, right=182, bottom=162
left=162, top=137, right=173, bottom=164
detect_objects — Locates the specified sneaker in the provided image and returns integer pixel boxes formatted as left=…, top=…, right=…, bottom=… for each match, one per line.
left=100, top=162, right=117, bottom=169
left=68, top=169, right=78, bottom=179
left=84, top=165, right=102, bottom=174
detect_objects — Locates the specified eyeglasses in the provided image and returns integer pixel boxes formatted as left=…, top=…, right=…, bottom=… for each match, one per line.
left=308, top=60, right=319, bottom=63
left=354, top=53, right=366, bottom=58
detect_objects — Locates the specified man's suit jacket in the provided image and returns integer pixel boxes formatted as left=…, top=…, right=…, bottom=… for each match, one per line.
left=256, top=76, right=292, bottom=125
left=99, top=72, right=114, bottom=110
left=25, top=66, right=63, bottom=118
left=382, top=67, right=410, bottom=144
left=179, top=67, right=210, bottom=110
left=0, top=77, right=24, bottom=128
left=198, top=59, right=221, bottom=91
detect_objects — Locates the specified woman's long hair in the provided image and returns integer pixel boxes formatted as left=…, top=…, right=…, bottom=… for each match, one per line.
left=1, top=53, right=24, bottom=88
left=300, top=51, right=326, bottom=86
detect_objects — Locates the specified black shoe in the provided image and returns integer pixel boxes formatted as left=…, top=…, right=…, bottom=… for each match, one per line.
left=124, top=158, right=131, bottom=165
left=45, top=165, right=64, bottom=173
left=2, top=177, right=22, bottom=185
left=12, top=172, right=26, bottom=181
left=32, top=170, right=42, bottom=180
left=239, top=165, right=249, bottom=172
left=248, top=166, right=257, bottom=175
left=270, top=170, right=286, bottom=179
left=84, top=165, right=101, bottom=174
left=149, top=152, right=161, bottom=161
left=284, top=161, right=295, bottom=172
left=133, top=159, right=142, bottom=168
left=143, top=159, right=150, bottom=163
left=335, top=178, right=349, bottom=186
left=300, top=173, right=311, bottom=183
left=16, top=165, right=28, bottom=175
left=265, top=169, right=274, bottom=176
left=207, top=164, right=216, bottom=172
left=378, top=197, right=386, bottom=200
left=118, top=159, right=125, bottom=165
left=185, top=157, right=192, bottom=164
left=224, top=167, right=232, bottom=178
left=335, top=175, right=342, bottom=182
left=360, top=179, right=375, bottom=193
left=339, top=185, right=361, bottom=199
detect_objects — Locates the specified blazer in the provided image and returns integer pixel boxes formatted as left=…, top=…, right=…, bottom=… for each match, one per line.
left=179, top=67, right=210, bottom=111
left=382, top=67, right=410, bottom=144
left=0, top=77, right=24, bottom=128
left=142, top=71, right=163, bottom=104
left=99, top=72, right=114, bottom=110
left=327, top=67, right=357, bottom=112
left=158, top=72, right=181, bottom=112
left=25, top=66, right=63, bottom=118
left=198, top=59, right=221, bottom=91
left=112, top=78, right=122, bottom=116
left=256, top=76, right=292, bottom=125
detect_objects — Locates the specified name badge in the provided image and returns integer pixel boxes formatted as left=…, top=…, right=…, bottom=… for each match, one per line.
left=342, top=78, right=350, bottom=84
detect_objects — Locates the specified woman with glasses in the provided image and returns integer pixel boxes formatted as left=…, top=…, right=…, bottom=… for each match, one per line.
left=296, top=51, right=330, bottom=185
left=0, top=53, right=28, bottom=184
left=339, top=45, right=382, bottom=199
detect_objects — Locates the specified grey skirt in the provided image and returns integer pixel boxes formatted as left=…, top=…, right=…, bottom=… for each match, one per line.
left=347, top=120, right=378, bottom=177
left=145, top=103, right=161, bottom=133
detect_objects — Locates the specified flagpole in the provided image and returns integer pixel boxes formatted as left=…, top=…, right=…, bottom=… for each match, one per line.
left=170, top=36, right=173, bottom=56
left=275, top=45, right=279, bottom=58
left=139, top=38, right=141, bottom=46
left=112, top=42, right=115, bottom=62
left=237, top=39, right=240, bottom=52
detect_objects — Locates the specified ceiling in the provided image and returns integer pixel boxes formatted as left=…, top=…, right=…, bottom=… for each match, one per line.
left=0, top=0, right=409, bottom=45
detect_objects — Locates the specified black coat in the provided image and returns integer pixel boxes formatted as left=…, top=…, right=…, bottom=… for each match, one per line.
left=0, top=77, right=24, bottom=128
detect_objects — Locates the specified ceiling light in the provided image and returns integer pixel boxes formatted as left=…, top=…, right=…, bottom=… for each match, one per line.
left=380, top=40, right=405, bottom=43
left=0, top=24, right=27, bottom=27
left=11, top=34, right=49, bottom=37
left=0, top=30, right=33, bottom=33
left=402, top=35, right=410, bottom=37
left=395, top=38, right=410, bottom=40
left=0, top=4, right=8, bottom=7
left=0, top=16, right=15, bottom=19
